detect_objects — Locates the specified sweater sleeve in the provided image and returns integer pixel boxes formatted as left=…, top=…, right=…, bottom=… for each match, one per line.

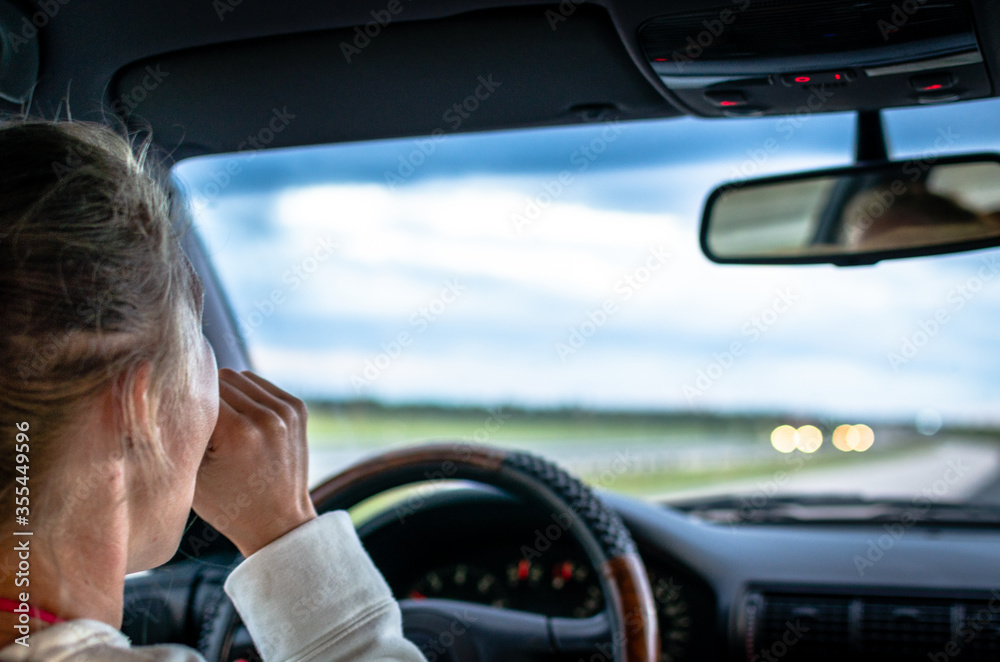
left=223, top=510, right=426, bottom=662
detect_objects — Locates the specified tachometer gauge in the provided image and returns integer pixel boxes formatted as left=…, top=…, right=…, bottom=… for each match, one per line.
left=504, top=558, right=603, bottom=618
left=647, top=567, right=694, bottom=662
left=407, top=564, right=508, bottom=608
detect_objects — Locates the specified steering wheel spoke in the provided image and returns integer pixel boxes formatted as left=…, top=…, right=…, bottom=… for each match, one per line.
left=550, top=612, right=614, bottom=656
left=400, top=599, right=554, bottom=661
left=399, top=599, right=614, bottom=662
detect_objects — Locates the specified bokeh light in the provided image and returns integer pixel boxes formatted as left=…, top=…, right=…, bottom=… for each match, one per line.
left=770, top=425, right=798, bottom=453
left=771, top=424, right=823, bottom=453
left=831, top=423, right=875, bottom=451
left=796, top=425, right=823, bottom=453
left=851, top=424, right=875, bottom=451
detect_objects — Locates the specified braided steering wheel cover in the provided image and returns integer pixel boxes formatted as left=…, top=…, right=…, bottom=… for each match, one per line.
left=501, top=450, right=637, bottom=559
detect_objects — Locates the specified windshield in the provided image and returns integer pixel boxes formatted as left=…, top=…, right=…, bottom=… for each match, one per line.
left=173, top=98, right=1000, bottom=510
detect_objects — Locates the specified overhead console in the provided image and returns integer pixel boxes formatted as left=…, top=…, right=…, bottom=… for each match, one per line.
left=637, top=0, right=991, bottom=117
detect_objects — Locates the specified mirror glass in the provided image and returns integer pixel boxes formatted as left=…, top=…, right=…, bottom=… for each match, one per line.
left=703, top=158, right=1000, bottom=264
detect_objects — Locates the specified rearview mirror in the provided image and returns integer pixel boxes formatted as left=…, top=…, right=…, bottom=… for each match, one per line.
left=700, top=154, right=1000, bottom=266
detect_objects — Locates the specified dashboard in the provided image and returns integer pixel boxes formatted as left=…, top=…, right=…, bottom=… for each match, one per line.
left=355, top=486, right=1000, bottom=662
left=126, top=485, right=1000, bottom=662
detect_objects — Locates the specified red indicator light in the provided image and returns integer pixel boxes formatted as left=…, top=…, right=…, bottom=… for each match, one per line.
left=561, top=561, right=574, bottom=581
left=409, top=590, right=426, bottom=600
left=794, top=76, right=811, bottom=83
left=924, top=83, right=943, bottom=90
left=834, top=74, right=841, bottom=80
left=654, top=58, right=667, bottom=62
left=719, top=100, right=739, bottom=106
left=518, top=559, right=530, bottom=581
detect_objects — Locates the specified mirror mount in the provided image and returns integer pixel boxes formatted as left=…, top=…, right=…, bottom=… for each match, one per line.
left=854, top=110, right=889, bottom=165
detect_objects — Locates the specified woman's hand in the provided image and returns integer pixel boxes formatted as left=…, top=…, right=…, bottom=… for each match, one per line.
left=192, top=368, right=318, bottom=558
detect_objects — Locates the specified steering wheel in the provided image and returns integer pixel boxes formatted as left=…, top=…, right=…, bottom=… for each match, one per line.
left=203, top=442, right=659, bottom=662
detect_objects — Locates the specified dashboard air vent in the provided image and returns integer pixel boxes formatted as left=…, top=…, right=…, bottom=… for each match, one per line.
left=860, top=598, right=954, bottom=658
left=740, top=588, right=1000, bottom=662
left=754, top=593, right=850, bottom=661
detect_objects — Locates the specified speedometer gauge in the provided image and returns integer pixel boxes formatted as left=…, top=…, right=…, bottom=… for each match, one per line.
left=647, top=567, right=695, bottom=662
left=504, top=558, right=603, bottom=617
left=408, top=564, right=508, bottom=608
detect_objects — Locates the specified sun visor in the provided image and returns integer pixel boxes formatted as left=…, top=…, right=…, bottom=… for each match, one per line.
left=109, top=6, right=677, bottom=160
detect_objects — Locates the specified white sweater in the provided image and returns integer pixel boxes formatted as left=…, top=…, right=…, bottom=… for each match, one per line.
left=0, top=512, right=427, bottom=662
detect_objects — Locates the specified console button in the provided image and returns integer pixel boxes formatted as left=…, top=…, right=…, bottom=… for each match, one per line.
left=704, top=90, right=747, bottom=107
left=779, top=71, right=851, bottom=85
left=910, top=72, right=956, bottom=92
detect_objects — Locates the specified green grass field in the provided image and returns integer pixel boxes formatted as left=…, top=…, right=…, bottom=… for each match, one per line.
left=304, top=403, right=959, bottom=499
left=305, top=402, right=794, bottom=449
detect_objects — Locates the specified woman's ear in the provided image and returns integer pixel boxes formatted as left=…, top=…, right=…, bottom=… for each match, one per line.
left=115, top=360, right=155, bottom=454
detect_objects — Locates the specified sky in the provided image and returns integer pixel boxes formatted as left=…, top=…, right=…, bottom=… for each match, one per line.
left=173, top=98, right=1000, bottom=428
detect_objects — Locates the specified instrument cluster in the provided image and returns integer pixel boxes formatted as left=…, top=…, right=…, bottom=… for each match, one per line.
left=394, top=546, right=713, bottom=662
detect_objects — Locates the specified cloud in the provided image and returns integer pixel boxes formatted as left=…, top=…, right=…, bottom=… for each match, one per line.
left=177, top=106, right=1000, bottom=426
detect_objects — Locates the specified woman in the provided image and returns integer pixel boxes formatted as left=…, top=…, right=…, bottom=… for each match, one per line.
left=0, top=120, right=426, bottom=661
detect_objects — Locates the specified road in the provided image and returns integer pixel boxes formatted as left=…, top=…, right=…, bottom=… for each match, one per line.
left=652, top=439, right=1000, bottom=503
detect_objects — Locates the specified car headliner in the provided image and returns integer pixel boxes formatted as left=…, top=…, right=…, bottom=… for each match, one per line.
left=11, top=0, right=999, bottom=163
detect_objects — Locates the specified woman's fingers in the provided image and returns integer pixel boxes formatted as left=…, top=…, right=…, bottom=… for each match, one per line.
left=217, top=375, right=265, bottom=415
left=219, top=370, right=294, bottom=432
left=220, top=368, right=282, bottom=408
left=239, top=370, right=293, bottom=402
left=242, top=371, right=309, bottom=415
left=220, top=369, right=300, bottom=425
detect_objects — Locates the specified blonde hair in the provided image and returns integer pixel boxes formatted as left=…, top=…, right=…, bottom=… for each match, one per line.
left=0, top=119, right=199, bottom=520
